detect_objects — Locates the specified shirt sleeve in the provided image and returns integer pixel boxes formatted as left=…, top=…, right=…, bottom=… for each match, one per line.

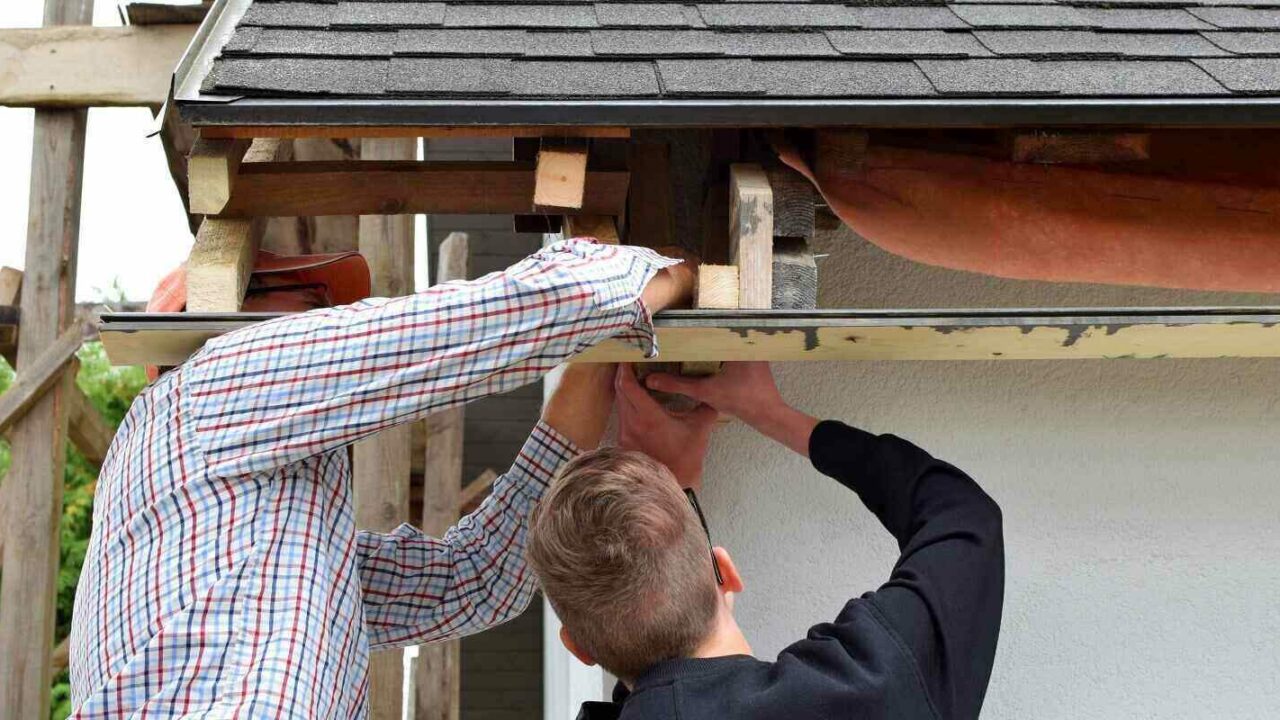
left=181, top=240, right=676, bottom=477
left=805, top=421, right=1005, bottom=720
left=357, top=420, right=578, bottom=648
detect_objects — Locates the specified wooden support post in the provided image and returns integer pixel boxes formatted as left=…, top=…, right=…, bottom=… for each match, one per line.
left=188, top=136, right=250, bottom=215
left=354, top=136, right=418, bottom=720
left=562, top=215, right=619, bottom=244
left=534, top=143, right=588, bottom=210
left=0, top=324, right=82, bottom=436
left=415, top=232, right=468, bottom=720
left=0, top=2, right=91, bottom=715
left=729, top=164, right=773, bottom=310
left=627, top=141, right=674, bottom=247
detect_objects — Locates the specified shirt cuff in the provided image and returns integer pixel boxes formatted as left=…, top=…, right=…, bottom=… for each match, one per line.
left=510, top=419, right=583, bottom=502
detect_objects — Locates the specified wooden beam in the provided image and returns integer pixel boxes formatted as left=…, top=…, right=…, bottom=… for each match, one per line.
left=562, top=215, right=619, bottom=244
left=458, top=469, right=499, bottom=515
left=199, top=125, right=631, bottom=140
left=0, top=3, right=91, bottom=715
left=261, top=138, right=362, bottom=255
left=1013, top=132, right=1151, bottom=165
left=534, top=144, right=589, bottom=210
left=216, top=161, right=629, bottom=218
left=681, top=265, right=739, bottom=376
left=67, top=388, right=114, bottom=467
left=729, top=164, right=773, bottom=310
left=766, top=166, right=815, bottom=240
left=353, top=136, right=417, bottom=720
left=415, top=232, right=467, bottom=720
left=188, top=137, right=250, bottom=216
left=156, top=100, right=200, bottom=234
left=0, top=267, right=22, bottom=306
left=814, top=129, right=868, bottom=184
left=771, top=238, right=818, bottom=310
left=627, top=141, right=674, bottom=247
left=0, top=24, right=193, bottom=107
left=0, top=324, right=82, bottom=437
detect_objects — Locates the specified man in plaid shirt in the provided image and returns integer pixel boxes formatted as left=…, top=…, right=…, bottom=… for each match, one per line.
left=69, top=240, right=694, bottom=718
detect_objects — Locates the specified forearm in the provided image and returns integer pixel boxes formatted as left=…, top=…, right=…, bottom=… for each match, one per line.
left=542, top=363, right=616, bottom=450
left=741, top=401, right=819, bottom=458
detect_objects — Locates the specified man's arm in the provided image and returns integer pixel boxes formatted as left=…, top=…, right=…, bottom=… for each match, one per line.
left=647, top=363, right=1005, bottom=719
left=180, top=241, right=691, bottom=478
left=358, top=363, right=617, bottom=648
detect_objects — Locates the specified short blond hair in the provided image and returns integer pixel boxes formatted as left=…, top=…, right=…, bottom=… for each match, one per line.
left=528, top=448, right=719, bottom=682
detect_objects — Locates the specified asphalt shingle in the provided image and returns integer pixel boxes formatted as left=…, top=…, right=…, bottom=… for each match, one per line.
left=251, top=29, right=397, bottom=57
left=222, top=26, right=262, bottom=54
left=949, top=4, right=1092, bottom=29
left=394, top=29, right=528, bottom=56
left=1188, top=8, right=1280, bottom=30
left=844, top=7, right=969, bottom=29
left=917, top=58, right=1057, bottom=94
left=591, top=30, right=724, bottom=56
left=444, top=5, right=598, bottom=28
left=388, top=58, right=512, bottom=94
left=511, top=60, right=662, bottom=95
left=721, top=32, right=840, bottom=56
left=697, top=4, right=862, bottom=28
left=657, top=59, right=765, bottom=95
left=523, top=31, right=595, bottom=57
left=239, top=2, right=336, bottom=29
left=975, top=30, right=1224, bottom=57
left=751, top=59, right=937, bottom=95
left=1202, top=30, right=1280, bottom=55
left=1195, top=57, right=1280, bottom=92
left=828, top=29, right=992, bottom=57
left=595, top=4, right=691, bottom=28
left=204, top=57, right=389, bottom=95
left=330, top=3, right=445, bottom=29
left=1042, top=59, right=1228, bottom=94
left=1075, top=8, right=1213, bottom=31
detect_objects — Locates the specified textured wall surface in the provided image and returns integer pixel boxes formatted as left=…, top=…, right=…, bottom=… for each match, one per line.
left=700, top=228, right=1280, bottom=719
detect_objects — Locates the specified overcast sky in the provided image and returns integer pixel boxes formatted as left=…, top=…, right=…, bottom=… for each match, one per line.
left=1, top=2, right=197, bottom=303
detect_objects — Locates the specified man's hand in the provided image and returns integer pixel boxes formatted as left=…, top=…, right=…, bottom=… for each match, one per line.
left=615, top=364, right=718, bottom=489
left=639, top=246, right=699, bottom=313
left=642, top=362, right=818, bottom=458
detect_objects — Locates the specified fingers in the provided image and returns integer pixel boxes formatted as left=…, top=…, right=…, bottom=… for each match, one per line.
left=642, top=372, right=703, bottom=400
left=615, top=364, right=660, bottom=411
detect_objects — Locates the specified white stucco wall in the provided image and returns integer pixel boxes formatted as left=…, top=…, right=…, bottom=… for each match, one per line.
left=700, top=228, right=1280, bottom=719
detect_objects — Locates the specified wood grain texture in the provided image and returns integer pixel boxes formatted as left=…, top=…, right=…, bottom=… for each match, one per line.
left=767, top=166, right=815, bottom=240
left=67, top=388, right=114, bottom=467
left=200, top=125, right=631, bottom=140
left=0, top=324, right=82, bottom=436
left=0, top=25, right=192, bottom=107
left=262, top=138, right=362, bottom=254
left=627, top=141, right=674, bottom=247
left=0, top=3, right=91, bottom=715
left=1013, top=132, right=1151, bottom=165
left=353, top=135, right=418, bottom=720
left=186, top=219, right=260, bottom=312
left=771, top=238, right=817, bottom=310
left=562, top=214, right=619, bottom=244
left=219, top=162, right=629, bottom=218
left=729, top=164, right=773, bottom=310
left=682, top=265, right=739, bottom=376
left=0, top=266, right=22, bottom=306
left=814, top=128, right=868, bottom=184
left=534, top=146, right=588, bottom=210
left=188, top=136, right=250, bottom=215
left=415, top=232, right=468, bottom=720
left=458, top=468, right=498, bottom=514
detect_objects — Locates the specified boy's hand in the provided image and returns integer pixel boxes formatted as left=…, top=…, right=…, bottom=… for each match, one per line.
left=615, top=364, right=718, bottom=490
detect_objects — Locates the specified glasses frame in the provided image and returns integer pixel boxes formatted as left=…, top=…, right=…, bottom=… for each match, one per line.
left=684, top=488, right=725, bottom=586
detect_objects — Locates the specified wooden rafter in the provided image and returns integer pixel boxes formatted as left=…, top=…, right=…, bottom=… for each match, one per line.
left=0, top=25, right=194, bottom=108
left=198, top=126, right=631, bottom=140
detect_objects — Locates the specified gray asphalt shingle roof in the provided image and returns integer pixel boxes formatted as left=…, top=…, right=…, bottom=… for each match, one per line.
left=186, top=0, right=1280, bottom=124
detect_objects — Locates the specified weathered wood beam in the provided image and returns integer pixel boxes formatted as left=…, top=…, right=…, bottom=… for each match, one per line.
left=627, top=141, right=674, bottom=247
left=0, top=3, right=91, bottom=715
left=771, top=239, right=818, bottom=311
left=353, top=136, right=417, bottom=720
left=0, top=324, right=82, bottom=437
left=766, top=166, right=815, bottom=241
left=458, top=469, right=499, bottom=515
left=729, top=164, right=773, bottom=310
left=1013, top=131, right=1151, bottom=165
left=214, top=162, right=629, bottom=218
left=188, top=136, right=251, bottom=215
left=67, top=388, right=114, bottom=468
left=199, top=126, right=631, bottom=140
left=0, top=25, right=193, bottom=107
left=562, top=215, right=619, bottom=244
left=534, top=144, right=588, bottom=210
left=416, top=231, right=467, bottom=720
left=0, top=267, right=22, bottom=306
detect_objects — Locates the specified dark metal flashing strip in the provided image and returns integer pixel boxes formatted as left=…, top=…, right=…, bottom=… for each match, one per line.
left=177, top=96, right=1280, bottom=129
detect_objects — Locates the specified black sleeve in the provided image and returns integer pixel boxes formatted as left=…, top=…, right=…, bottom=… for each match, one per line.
left=808, top=420, right=1005, bottom=720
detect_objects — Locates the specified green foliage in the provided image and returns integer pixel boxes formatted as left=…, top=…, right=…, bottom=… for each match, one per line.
left=0, top=343, right=146, bottom=720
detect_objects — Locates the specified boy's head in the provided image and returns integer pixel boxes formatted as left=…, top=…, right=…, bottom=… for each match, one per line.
left=529, top=447, right=738, bottom=682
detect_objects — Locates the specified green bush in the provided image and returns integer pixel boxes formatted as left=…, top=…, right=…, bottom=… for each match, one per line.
left=0, top=342, right=147, bottom=719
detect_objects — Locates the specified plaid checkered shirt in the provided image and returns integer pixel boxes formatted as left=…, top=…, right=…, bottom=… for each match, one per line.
left=69, top=241, right=676, bottom=718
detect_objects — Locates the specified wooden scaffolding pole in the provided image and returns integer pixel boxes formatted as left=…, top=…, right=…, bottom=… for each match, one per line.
left=0, top=1, right=93, bottom=715
left=353, top=136, right=419, bottom=720
left=415, top=232, right=468, bottom=720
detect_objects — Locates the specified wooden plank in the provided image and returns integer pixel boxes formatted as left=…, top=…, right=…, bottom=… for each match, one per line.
left=353, top=136, right=417, bottom=720
left=0, top=25, right=192, bottom=107
left=682, top=265, right=739, bottom=376
left=262, top=138, right=362, bottom=255
left=217, top=162, right=629, bottom=218
left=125, top=1, right=211, bottom=25
left=458, top=469, right=499, bottom=514
left=415, top=232, right=468, bottom=720
left=562, top=215, right=619, bottom=244
left=814, top=129, right=868, bottom=183
left=0, top=267, right=22, bottom=306
left=199, top=125, right=631, bottom=140
left=156, top=100, right=200, bottom=234
left=188, top=136, right=250, bottom=216
left=0, top=3, right=91, bottom=716
left=67, top=388, right=114, bottom=467
left=186, top=220, right=260, bottom=312
left=0, top=324, right=82, bottom=436
left=771, top=238, right=818, bottom=310
left=766, top=166, right=815, bottom=240
left=534, top=145, right=588, bottom=210
left=627, top=141, right=674, bottom=247
left=729, top=164, right=773, bottom=310
left=1013, top=132, right=1151, bottom=165
left=100, top=310, right=1280, bottom=366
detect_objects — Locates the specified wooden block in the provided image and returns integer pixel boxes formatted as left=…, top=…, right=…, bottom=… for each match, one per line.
left=186, top=219, right=260, bottom=312
left=729, top=163, right=773, bottom=310
left=0, top=25, right=194, bottom=108
left=188, top=136, right=250, bottom=215
left=563, top=214, right=619, bottom=244
left=0, top=267, right=21, bottom=306
left=772, top=238, right=818, bottom=310
left=681, top=265, right=739, bottom=376
left=767, top=166, right=815, bottom=240
left=814, top=129, right=869, bottom=183
left=1013, top=132, right=1151, bottom=165
left=627, top=141, right=674, bottom=247
left=534, top=145, right=588, bottom=210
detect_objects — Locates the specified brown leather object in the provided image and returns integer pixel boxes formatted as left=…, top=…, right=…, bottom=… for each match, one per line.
left=778, top=143, right=1280, bottom=293
left=147, top=250, right=371, bottom=313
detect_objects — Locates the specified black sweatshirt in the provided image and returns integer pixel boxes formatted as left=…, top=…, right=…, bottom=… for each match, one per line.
left=578, top=421, right=1005, bottom=720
